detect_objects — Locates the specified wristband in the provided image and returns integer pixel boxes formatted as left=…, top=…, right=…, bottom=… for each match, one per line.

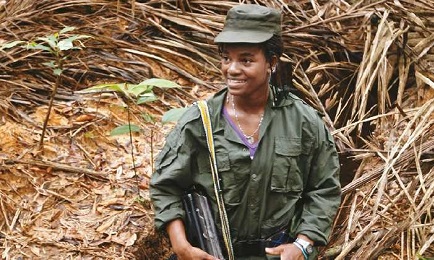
left=293, top=241, right=308, bottom=260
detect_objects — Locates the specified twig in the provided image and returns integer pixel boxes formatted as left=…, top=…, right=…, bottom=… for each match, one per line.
left=3, top=158, right=109, bottom=181
left=38, top=53, right=63, bottom=152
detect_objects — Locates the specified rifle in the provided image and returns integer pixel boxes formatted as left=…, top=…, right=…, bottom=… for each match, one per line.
left=182, top=191, right=225, bottom=259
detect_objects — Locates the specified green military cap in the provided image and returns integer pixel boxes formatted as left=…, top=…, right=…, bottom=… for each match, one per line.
left=214, top=4, right=281, bottom=43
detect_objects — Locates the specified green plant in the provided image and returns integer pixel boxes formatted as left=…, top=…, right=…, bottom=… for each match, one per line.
left=83, top=77, right=188, bottom=200
left=83, top=78, right=185, bottom=135
left=161, top=106, right=189, bottom=123
left=1, top=26, right=91, bottom=152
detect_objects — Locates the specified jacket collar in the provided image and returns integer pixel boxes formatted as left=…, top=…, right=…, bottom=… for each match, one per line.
left=205, top=87, right=294, bottom=144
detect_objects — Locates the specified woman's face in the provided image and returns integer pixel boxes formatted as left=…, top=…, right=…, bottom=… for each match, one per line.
left=220, top=43, right=271, bottom=98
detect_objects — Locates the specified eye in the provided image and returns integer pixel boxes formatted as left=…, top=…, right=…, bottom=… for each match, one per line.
left=221, top=55, right=230, bottom=64
left=242, top=58, right=252, bottom=65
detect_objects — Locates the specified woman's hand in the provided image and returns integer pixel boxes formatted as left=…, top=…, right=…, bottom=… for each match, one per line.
left=174, top=244, right=219, bottom=260
left=166, top=219, right=220, bottom=260
left=265, top=243, right=305, bottom=260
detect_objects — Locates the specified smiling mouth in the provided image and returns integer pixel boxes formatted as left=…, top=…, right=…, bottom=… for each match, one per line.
left=227, top=79, right=246, bottom=84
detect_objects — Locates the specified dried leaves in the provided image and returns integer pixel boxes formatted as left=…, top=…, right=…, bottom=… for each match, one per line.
left=0, top=95, right=167, bottom=259
left=1, top=0, right=433, bottom=259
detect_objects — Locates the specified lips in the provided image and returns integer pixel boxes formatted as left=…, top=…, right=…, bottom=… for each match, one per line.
left=228, top=79, right=246, bottom=83
left=227, top=78, right=247, bottom=87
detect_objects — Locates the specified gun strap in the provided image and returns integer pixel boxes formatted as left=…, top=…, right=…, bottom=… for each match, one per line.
left=197, top=100, right=235, bottom=260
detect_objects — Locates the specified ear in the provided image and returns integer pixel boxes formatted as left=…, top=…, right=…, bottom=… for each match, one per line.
left=269, top=55, right=279, bottom=72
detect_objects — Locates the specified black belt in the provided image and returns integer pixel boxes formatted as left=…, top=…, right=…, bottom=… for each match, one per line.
left=233, top=237, right=295, bottom=257
left=233, top=240, right=268, bottom=257
left=168, top=241, right=270, bottom=259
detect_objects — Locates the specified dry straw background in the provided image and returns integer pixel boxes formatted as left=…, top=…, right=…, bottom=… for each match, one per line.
left=0, top=0, right=433, bottom=259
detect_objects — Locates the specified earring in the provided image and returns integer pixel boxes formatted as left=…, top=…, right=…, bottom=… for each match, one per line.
left=272, top=66, right=276, bottom=73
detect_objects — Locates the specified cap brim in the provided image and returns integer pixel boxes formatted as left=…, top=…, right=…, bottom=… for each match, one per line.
left=214, top=30, right=273, bottom=43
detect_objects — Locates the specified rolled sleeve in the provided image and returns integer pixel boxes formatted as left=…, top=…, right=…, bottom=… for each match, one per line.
left=150, top=107, right=200, bottom=231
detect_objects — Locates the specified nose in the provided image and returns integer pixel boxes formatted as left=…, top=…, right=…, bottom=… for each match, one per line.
left=227, top=61, right=241, bottom=75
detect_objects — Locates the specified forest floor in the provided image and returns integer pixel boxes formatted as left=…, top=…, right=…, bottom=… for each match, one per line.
left=0, top=90, right=203, bottom=259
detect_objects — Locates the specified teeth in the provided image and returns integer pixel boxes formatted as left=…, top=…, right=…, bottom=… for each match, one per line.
left=228, top=79, right=246, bottom=83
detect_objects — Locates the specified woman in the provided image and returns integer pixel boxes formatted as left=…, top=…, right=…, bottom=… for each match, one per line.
left=151, top=4, right=341, bottom=260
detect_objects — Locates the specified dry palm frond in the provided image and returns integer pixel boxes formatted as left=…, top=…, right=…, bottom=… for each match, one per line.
left=329, top=98, right=434, bottom=259
left=1, top=0, right=434, bottom=259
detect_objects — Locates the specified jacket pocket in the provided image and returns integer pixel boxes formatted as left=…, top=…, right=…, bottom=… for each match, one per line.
left=216, top=152, right=242, bottom=205
left=197, top=150, right=231, bottom=174
left=270, top=137, right=303, bottom=193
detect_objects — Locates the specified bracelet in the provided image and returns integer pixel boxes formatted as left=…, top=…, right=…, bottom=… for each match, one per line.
left=293, top=241, right=308, bottom=260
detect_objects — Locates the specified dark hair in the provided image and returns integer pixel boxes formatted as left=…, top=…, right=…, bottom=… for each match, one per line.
left=263, top=35, right=283, bottom=62
left=264, top=35, right=291, bottom=104
left=217, top=35, right=292, bottom=104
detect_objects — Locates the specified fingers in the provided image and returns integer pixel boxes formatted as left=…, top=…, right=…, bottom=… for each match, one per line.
left=266, top=244, right=305, bottom=260
left=176, top=246, right=216, bottom=260
left=191, top=247, right=217, bottom=260
left=265, top=244, right=285, bottom=255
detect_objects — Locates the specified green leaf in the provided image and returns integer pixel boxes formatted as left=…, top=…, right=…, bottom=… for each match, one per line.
left=42, top=61, right=56, bottom=68
left=0, top=40, right=25, bottom=50
left=139, top=78, right=181, bottom=89
left=129, top=84, right=153, bottom=96
left=85, top=83, right=128, bottom=93
left=57, top=39, right=74, bottom=51
left=53, top=68, right=63, bottom=76
left=26, top=42, right=52, bottom=52
left=80, top=83, right=135, bottom=99
left=162, top=107, right=189, bottom=123
left=59, top=26, right=76, bottom=34
left=66, top=35, right=92, bottom=41
left=110, top=124, right=141, bottom=136
left=137, top=92, right=158, bottom=104
left=38, top=34, right=58, bottom=49
left=58, top=35, right=91, bottom=51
